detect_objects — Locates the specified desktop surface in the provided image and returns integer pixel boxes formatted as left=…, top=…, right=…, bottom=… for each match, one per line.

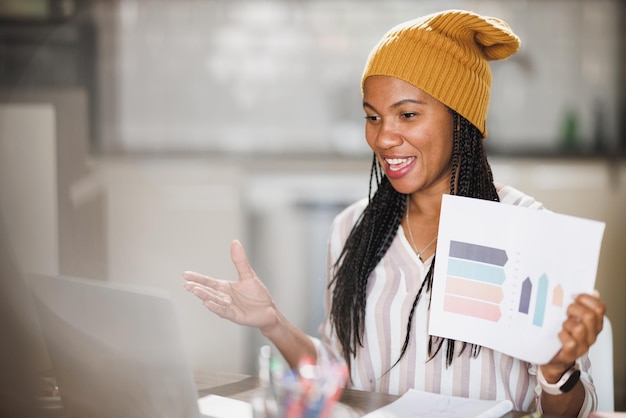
left=33, top=368, right=564, bottom=417
left=194, top=369, right=559, bottom=418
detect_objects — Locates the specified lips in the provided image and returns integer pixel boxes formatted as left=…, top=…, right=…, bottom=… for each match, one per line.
left=385, top=157, right=415, bottom=172
left=382, top=156, right=416, bottom=179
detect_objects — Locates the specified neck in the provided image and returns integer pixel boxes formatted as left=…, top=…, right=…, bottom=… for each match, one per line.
left=405, top=195, right=440, bottom=261
left=406, top=191, right=444, bottom=224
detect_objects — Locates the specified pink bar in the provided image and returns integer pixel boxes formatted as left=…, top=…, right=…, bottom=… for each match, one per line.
left=444, top=294, right=501, bottom=322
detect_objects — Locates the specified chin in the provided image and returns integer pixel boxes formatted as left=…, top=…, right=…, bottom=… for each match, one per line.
left=385, top=178, right=415, bottom=195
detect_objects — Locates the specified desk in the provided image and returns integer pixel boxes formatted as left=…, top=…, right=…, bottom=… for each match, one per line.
left=194, top=370, right=541, bottom=418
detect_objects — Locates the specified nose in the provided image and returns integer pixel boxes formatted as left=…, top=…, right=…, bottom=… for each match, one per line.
left=370, top=120, right=403, bottom=149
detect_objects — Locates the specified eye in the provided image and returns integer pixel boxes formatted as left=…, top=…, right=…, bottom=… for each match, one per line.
left=400, top=112, right=417, bottom=119
left=364, top=115, right=381, bottom=123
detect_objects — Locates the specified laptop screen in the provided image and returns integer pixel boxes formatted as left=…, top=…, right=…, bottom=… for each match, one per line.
left=28, top=274, right=204, bottom=418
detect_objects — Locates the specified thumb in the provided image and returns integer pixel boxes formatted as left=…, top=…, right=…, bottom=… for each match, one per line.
left=230, top=239, right=256, bottom=281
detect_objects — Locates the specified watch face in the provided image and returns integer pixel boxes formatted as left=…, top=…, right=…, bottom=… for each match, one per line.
left=559, top=369, right=581, bottom=393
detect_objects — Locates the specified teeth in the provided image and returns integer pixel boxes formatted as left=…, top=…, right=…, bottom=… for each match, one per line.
left=385, top=157, right=414, bottom=172
left=385, top=158, right=409, bottom=165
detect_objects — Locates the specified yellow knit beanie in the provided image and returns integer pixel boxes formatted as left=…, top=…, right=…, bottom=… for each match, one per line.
left=361, top=10, right=520, bottom=138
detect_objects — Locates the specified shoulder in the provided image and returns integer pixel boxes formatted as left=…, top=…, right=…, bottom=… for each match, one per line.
left=495, top=183, right=545, bottom=210
left=331, top=197, right=368, bottom=233
left=327, top=197, right=368, bottom=251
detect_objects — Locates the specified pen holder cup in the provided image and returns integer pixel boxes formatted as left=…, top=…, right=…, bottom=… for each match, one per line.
left=253, top=358, right=349, bottom=418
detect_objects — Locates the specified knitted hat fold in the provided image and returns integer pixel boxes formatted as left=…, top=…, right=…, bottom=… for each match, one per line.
left=361, top=9, right=520, bottom=138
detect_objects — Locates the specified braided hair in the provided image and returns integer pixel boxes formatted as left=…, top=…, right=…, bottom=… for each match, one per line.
left=329, top=111, right=499, bottom=373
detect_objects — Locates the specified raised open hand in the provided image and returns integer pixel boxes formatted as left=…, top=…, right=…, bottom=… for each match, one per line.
left=182, top=240, right=278, bottom=331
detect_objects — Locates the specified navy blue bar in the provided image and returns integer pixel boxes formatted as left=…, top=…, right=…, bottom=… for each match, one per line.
left=449, top=240, right=508, bottom=266
left=519, top=277, right=532, bottom=314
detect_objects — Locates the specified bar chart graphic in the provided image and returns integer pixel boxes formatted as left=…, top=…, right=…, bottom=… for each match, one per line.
left=430, top=194, right=605, bottom=364
left=443, top=241, right=507, bottom=322
left=444, top=240, right=567, bottom=327
left=518, top=275, right=564, bottom=327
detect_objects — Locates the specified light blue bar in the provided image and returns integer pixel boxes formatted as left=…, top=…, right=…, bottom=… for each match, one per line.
left=533, top=274, right=548, bottom=327
left=447, top=258, right=506, bottom=285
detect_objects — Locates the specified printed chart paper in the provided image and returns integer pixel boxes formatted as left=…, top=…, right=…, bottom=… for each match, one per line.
left=430, top=195, right=605, bottom=364
left=362, top=388, right=513, bottom=418
left=198, top=395, right=253, bottom=418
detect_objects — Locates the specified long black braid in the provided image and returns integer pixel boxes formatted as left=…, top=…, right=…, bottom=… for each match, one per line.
left=329, top=111, right=499, bottom=373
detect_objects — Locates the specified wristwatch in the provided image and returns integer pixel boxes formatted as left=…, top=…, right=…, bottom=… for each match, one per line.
left=537, top=363, right=581, bottom=395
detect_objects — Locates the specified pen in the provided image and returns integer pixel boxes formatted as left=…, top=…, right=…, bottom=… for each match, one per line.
left=258, top=345, right=278, bottom=417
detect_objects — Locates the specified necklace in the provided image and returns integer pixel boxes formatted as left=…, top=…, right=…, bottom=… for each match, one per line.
left=405, top=198, right=438, bottom=262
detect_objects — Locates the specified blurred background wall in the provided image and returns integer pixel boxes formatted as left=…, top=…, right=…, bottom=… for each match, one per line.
left=1, top=0, right=625, bottom=411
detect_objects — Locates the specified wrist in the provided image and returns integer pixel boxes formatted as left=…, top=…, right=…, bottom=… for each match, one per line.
left=259, top=309, right=283, bottom=339
left=538, top=363, right=580, bottom=395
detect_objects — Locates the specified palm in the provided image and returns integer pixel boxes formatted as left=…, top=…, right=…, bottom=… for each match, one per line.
left=219, top=271, right=275, bottom=328
left=183, top=240, right=277, bottom=330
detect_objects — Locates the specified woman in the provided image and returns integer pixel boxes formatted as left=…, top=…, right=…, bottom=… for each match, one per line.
left=183, top=10, right=605, bottom=417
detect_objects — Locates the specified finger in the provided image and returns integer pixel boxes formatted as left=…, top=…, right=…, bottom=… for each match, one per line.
left=575, top=292, right=605, bottom=329
left=187, top=285, right=241, bottom=322
left=182, top=271, right=220, bottom=288
left=549, top=329, right=580, bottom=368
left=560, top=303, right=602, bottom=353
left=198, top=294, right=233, bottom=319
left=568, top=295, right=605, bottom=343
left=564, top=312, right=596, bottom=347
left=559, top=326, right=578, bottom=355
left=188, top=284, right=234, bottom=310
left=547, top=293, right=604, bottom=370
left=561, top=318, right=591, bottom=354
left=230, top=240, right=257, bottom=281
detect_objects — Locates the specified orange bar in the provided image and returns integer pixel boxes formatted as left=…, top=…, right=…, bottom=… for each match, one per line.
left=552, top=284, right=564, bottom=307
left=445, top=276, right=504, bottom=304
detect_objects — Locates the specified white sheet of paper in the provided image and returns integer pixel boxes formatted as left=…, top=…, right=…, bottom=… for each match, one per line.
left=430, top=194, right=605, bottom=364
left=197, top=394, right=253, bottom=418
left=362, top=388, right=513, bottom=418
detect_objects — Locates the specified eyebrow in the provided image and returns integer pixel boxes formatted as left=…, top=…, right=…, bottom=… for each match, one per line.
left=362, top=98, right=427, bottom=111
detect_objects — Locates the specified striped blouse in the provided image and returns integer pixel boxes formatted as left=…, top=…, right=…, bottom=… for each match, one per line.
left=311, top=184, right=597, bottom=417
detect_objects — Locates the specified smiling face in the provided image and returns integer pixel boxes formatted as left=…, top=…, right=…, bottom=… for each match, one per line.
left=363, top=75, right=455, bottom=196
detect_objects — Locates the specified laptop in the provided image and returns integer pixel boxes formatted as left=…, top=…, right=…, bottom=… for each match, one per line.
left=28, top=273, right=218, bottom=418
